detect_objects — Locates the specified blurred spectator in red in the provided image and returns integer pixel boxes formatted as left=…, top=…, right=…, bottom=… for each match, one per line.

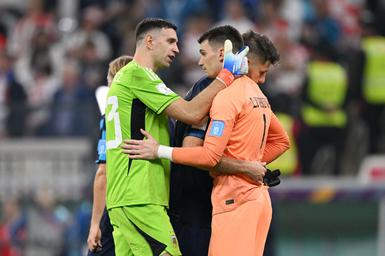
left=0, top=25, right=6, bottom=51
left=7, top=0, right=57, bottom=59
left=0, top=198, right=27, bottom=256
left=329, top=0, right=364, bottom=48
left=0, top=51, right=27, bottom=138
left=0, top=224, right=12, bottom=256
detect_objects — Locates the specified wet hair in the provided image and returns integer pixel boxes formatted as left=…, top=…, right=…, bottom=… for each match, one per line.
left=135, top=18, right=177, bottom=42
left=107, top=55, right=133, bottom=81
left=198, top=25, right=244, bottom=52
left=242, top=30, right=280, bottom=64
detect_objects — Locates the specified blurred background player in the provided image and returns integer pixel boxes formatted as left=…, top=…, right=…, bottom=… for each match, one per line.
left=87, top=55, right=133, bottom=255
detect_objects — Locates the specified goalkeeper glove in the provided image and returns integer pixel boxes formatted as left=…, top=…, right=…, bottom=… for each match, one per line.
left=263, top=169, right=281, bottom=187
left=216, top=40, right=249, bottom=87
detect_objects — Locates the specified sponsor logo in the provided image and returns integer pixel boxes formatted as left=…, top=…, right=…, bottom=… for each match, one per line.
left=156, top=83, right=174, bottom=95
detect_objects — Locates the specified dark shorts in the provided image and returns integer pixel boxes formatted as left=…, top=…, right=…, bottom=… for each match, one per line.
left=87, top=209, right=115, bottom=256
left=169, top=207, right=211, bottom=256
left=173, top=222, right=211, bottom=256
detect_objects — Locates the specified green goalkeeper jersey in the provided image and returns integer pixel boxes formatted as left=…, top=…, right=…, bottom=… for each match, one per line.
left=105, top=61, right=180, bottom=209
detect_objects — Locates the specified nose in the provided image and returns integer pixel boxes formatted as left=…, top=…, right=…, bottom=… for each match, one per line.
left=258, top=75, right=266, bottom=85
left=174, top=44, right=179, bottom=54
left=198, top=57, right=204, bottom=67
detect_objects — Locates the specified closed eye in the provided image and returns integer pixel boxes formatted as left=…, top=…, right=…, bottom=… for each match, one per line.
left=167, top=38, right=177, bottom=44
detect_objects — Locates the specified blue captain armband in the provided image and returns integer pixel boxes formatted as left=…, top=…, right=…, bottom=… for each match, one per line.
left=186, top=128, right=206, bottom=140
left=96, top=139, right=106, bottom=164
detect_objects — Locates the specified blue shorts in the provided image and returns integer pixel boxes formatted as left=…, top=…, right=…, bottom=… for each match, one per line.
left=87, top=209, right=115, bottom=256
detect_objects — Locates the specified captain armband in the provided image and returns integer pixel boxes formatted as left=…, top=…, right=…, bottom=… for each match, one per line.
left=187, top=118, right=209, bottom=139
left=186, top=128, right=206, bottom=139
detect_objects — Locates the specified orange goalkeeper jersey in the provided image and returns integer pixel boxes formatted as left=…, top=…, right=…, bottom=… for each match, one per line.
left=172, top=75, right=289, bottom=213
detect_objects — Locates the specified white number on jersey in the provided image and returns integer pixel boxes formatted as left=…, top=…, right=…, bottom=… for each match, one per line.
left=106, top=96, right=122, bottom=149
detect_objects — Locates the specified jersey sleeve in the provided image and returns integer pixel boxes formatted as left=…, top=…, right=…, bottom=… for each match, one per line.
left=95, top=117, right=106, bottom=164
left=262, top=111, right=290, bottom=163
left=130, top=67, right=180, bottom=114
left=172, top=90, right=238, bottom=168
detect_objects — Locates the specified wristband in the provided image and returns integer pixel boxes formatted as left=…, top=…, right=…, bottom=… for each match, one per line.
left=216, top=69, right=234, bottom=87
left=157, top=145, right=173, bottom=161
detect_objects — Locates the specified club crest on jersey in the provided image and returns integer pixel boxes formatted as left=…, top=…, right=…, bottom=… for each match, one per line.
left=209, top=120, right=225, bottom=137
left=171, top=235, right=179, bottom=248
left=156, top=83, right=174, bottom=95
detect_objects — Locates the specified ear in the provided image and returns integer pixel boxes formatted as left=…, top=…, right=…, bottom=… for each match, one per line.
left=218, top=47, right=224, bottom=63
left=144, top=34, right=154, bottom=49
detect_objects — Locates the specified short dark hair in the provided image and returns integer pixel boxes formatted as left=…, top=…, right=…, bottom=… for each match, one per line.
left=242, top=30, right=280, bottom=65
left=198, top=25, right=243, bottom=52
left=135, top=18, right=177, bottom=42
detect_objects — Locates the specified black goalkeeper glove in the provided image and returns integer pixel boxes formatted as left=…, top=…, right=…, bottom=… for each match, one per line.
left=263, top=169, right=281, bottom=187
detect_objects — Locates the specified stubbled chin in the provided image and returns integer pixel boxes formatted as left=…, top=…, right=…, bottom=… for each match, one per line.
left=162, top=61, right=171, bottom=67
left=206, top=71, right=215, bottom=78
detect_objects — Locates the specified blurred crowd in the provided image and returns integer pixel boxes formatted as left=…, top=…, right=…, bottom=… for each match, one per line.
left=0, top=0, right=385, bottom=255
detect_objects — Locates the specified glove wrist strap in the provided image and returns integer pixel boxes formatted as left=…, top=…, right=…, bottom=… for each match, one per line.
left=216, top=69, right=234, bottom=87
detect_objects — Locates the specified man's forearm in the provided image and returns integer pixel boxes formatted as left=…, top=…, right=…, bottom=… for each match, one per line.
left=211, top=156, right=266, bottom=184
left=186, top=79, right=226, bottom=123
left=180, top=137, right=253, bottom=175
left=90, top=166, right=106, bottom=226
left=164, top=79, right=225, bottom=126
left=213, top=156, right=256, bottom=175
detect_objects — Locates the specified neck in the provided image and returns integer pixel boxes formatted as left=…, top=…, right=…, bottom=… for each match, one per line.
left=133, top=47, right=156, bottom=71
